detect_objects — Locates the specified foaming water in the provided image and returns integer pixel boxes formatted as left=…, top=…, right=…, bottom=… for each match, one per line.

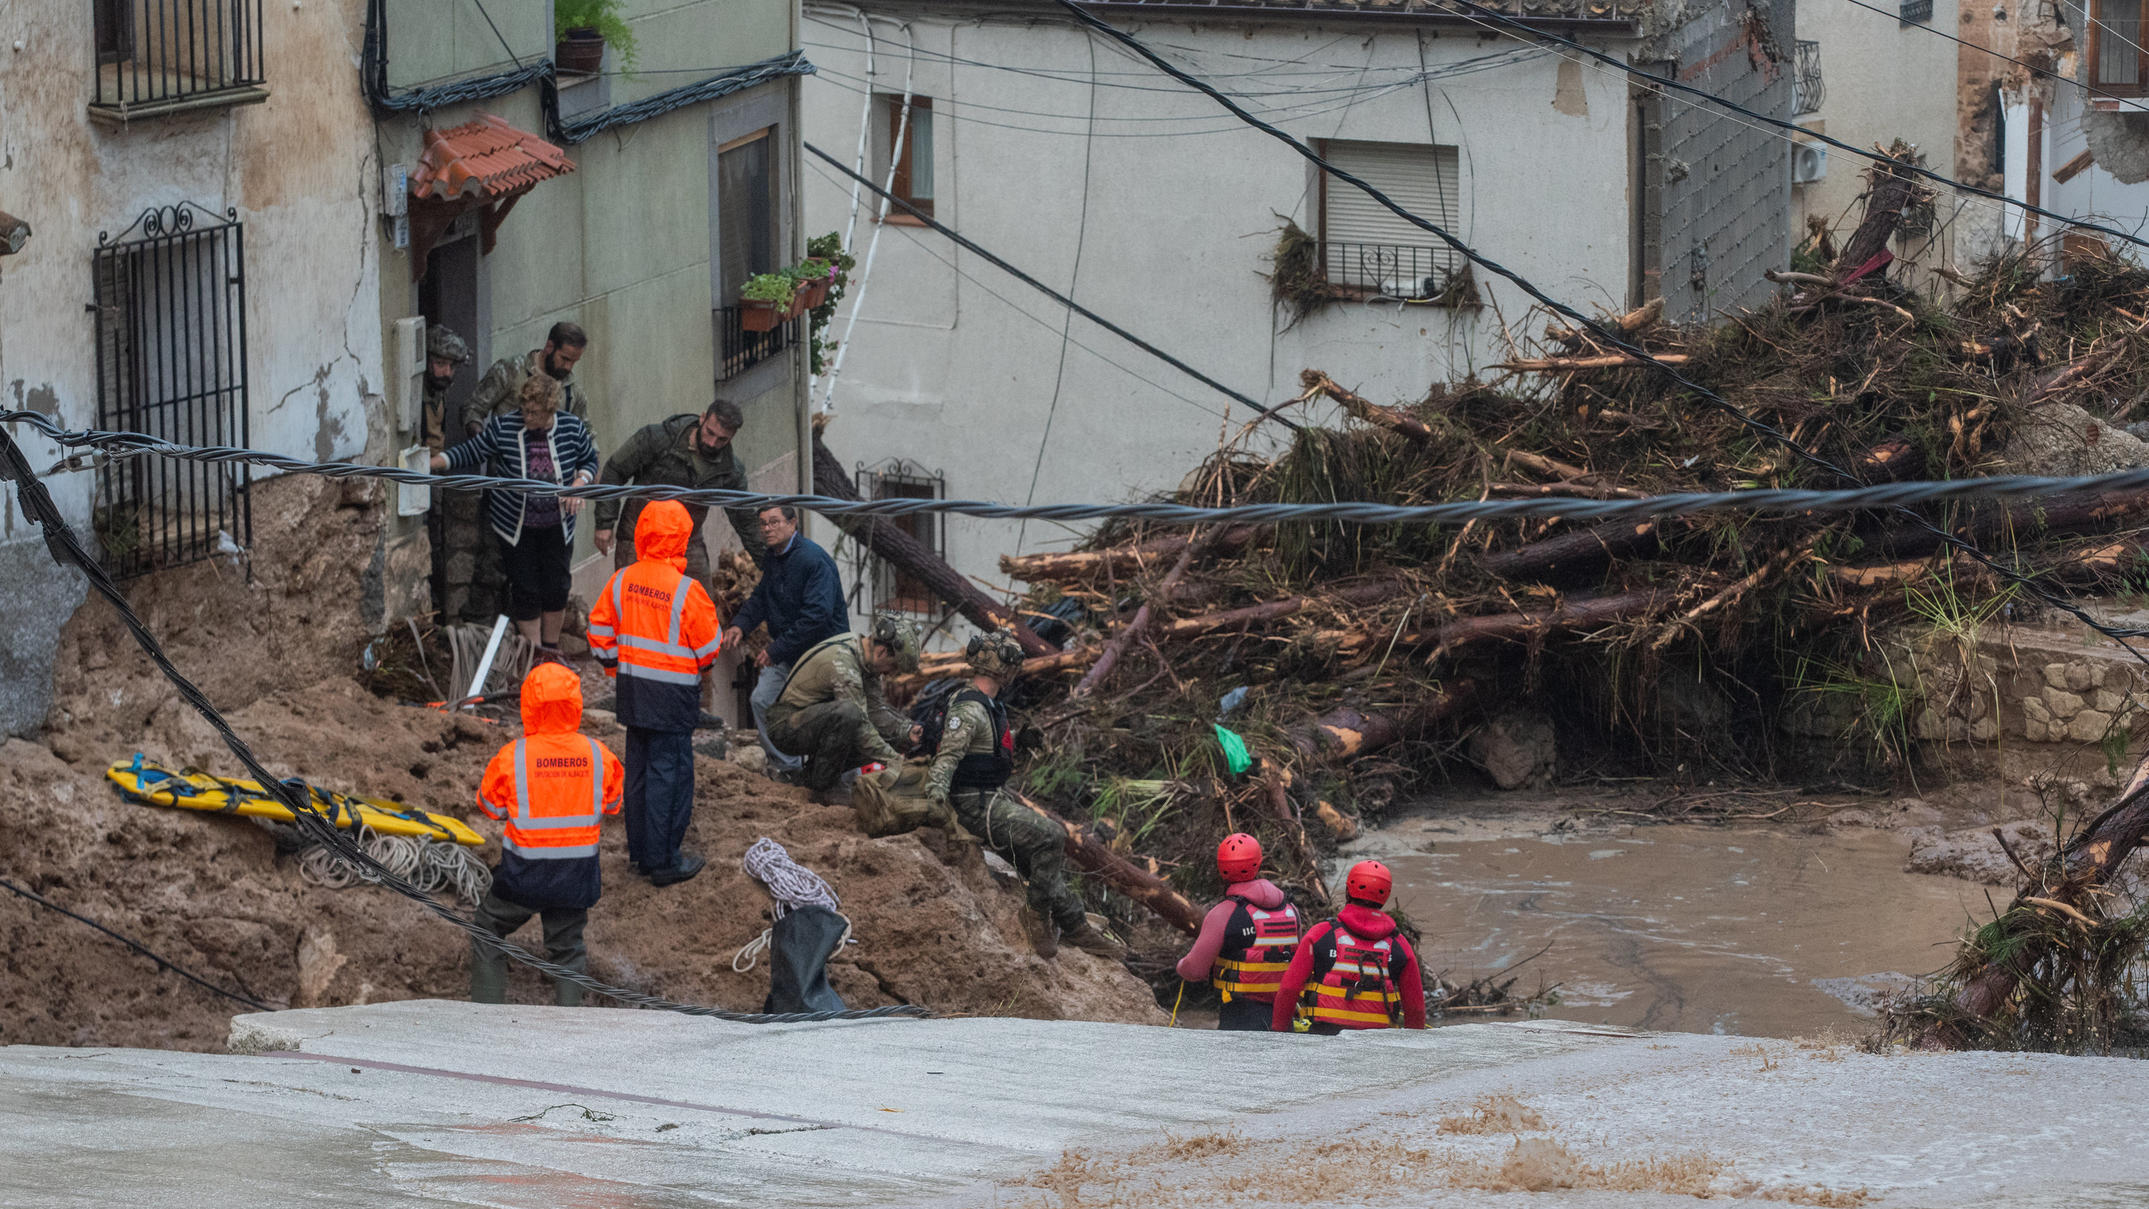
left=1388, top=824, right=1987, bottom=1038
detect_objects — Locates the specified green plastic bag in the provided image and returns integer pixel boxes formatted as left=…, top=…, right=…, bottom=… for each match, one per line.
left=1212, top=724, right=1253, bottom=776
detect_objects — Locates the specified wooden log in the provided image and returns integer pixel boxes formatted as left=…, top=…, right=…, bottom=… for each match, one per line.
left=1260, top=759, right=1331, bottom=906
left=1316, top=588, right=1673, bottom=662
left=1000, top=526, right=1259, bottom=583
left=1009, top=791, right=1204, bottom=935
left=1836, top=141, right=1930, bottom=278
left=1499, top=449, right=1647, bottom=499
left=812, top=433, right=1054, bottom=658
left=1298, top=369, right=1435, bottom=446
left=1480, top=520, right=1661, bottom=586
left=1286, top=680, right=1477, bottom=764
left=1494, top=354, right=1691, bottom=372
left=1869, top=486, right=2149, bottom=559
left=1544, top=297, right=1662, bottom=346
left=1928, top=751, right=2149, bottom=1047
left=1072, top=538, right=1202, bottom=697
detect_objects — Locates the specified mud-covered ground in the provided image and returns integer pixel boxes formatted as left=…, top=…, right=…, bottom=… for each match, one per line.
left=0, top=476, right=1159, bottom=1052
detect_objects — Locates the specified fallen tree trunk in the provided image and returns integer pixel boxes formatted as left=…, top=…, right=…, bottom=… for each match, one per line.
left=1159, top=580, right=1411, bottom=641
left=1868, top=486, right=2149, bottom=559
left=1495, top=354, right=1691, bottom=372
left=1480, top=520, right=1662, bottom=585
left=1286, top=680, right=1477, bottom=764
left=812, top=432, right=1053, bottom=658
left=1000, top=526, right=1259, bottom=583
left=1072, top=535, right=1204, bottom=697
left=1836, top=142, right=1929, bottom=278
left=1544, top=297, right=1663, bottom=346
left=1010, top=791, right=1204, bottom=935
left=1313, top=588, right=1674, bottom=663
left=1925, top=753, right=2149, bottom=1048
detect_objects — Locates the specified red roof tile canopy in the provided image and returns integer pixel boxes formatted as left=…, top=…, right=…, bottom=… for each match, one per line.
left=411, top=114, right=575, bottom=203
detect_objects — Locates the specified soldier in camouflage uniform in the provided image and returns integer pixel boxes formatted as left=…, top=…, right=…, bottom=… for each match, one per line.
left=764, top=616, right=921, bottom=795
left=459, top=321, right=591, bottom=435
left=423, top=326, right=476, bottom=618
left=926, top=632, right=1124, bottom=961
left=421, top=325, right=470, bottom=454
left=590, top=398, right=764, bottom=583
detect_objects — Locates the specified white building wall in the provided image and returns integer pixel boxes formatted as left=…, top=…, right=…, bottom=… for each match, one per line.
left=801, top=12, right=1633, bottom=630
left=2043, top=85, right=2149, bottom=246
left=1791, top=0, right=1962, bottom=280
left=0, top=0, right=382, bottom=735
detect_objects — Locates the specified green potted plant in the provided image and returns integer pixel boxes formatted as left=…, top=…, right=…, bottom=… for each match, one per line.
left=805, top=233, right=858, bottom=376
left=555, top=0, right=638, bottom=76
left=738, top=272, right=795, bottom=331
left=792, top=258, right=834, bottom=310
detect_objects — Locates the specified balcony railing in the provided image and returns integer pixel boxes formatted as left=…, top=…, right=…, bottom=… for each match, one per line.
left=1794, top=40, right=1825, bottom=116
left=1320, top=242, right=1470, bottom=305
left=716, top=305, right=798, bottom=381
left=91, top=0, right=268, bottom=122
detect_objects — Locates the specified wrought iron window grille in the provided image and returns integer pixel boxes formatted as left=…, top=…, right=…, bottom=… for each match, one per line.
left=1794, top=40, right=1825, bottom=116
left=852, top=459, right=946, bottom=616
left=1899, top=0, right=1934, bottom=22
left=90, top=0, right=269, bottom=122
left=1319, top=241, right=1477, bottom=307
left=716, top=306, right=798, bottom=381
left=90, top=203, right=253, bottom=579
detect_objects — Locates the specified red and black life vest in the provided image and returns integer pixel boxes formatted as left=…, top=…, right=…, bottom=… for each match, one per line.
left=948, top=688, right=1015, bottom=792
left=1209, top=895, right=1301, bottom=1003
left=1304, top=921, right=1402, bottom=1029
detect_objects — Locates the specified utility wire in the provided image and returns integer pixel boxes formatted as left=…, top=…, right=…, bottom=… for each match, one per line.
left=0, top=427, right=929, bottom=1026
left=1440, top=0, right=2149, bottom=256
left=22, top=409, right=2149, bottom=529
left=0, top=874, right=274, bottom=1013
left=802, top=142, right=1299, bottom=426
left=1052, top=0, right=2149, bottom=653
left=1838, top=0, right=2145, bottom=112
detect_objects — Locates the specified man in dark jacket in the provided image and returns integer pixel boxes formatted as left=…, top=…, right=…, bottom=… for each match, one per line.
left=591, top=398, right=764, bottom=584
left=724, top=504, right=848, bottom=778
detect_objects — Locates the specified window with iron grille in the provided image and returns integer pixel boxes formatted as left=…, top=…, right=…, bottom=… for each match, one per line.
left=1898, top=0, right=1933, bottom=21
left=2089, top=0, right=2149, bottom=97
left=856, top=460, right=944, bottom=615
left=1793, top=40, right=1825, bottom=116
left=89, top=0, right=269, bottom=121
left=1315, top=139, right=1469, bottom=303
left=92, top=204, right=252, bottom=578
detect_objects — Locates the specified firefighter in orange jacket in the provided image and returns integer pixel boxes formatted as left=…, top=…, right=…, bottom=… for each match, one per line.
left=587, top=499, right=723, bottom=886
left=470, top=662, right=625, bottom=1006
left=1272, top=860, right=1427, bottom=1034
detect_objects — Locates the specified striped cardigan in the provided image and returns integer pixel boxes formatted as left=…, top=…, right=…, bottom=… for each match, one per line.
left=440, top=411, right=602, bottom=545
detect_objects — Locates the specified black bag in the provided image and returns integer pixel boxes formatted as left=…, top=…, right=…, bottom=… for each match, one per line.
left=761, top=905, right=849, bottom=1015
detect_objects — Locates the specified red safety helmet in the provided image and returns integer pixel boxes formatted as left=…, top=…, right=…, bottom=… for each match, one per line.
left=1345, top=860, right=1393, bottom=907
left=1215, top=833, right=1263, bottom=883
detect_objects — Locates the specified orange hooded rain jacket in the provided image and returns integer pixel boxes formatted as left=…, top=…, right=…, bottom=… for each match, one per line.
left=587, top=499, right=724, bottom=732
left=477, top=662, right=625, bottom=910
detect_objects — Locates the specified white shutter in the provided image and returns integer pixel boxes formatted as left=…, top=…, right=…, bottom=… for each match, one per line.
left=1322, top=141, right=1461, bottom=292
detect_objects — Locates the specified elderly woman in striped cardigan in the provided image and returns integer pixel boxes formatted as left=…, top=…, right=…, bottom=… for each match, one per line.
left=433, top=373, right=600, bottom=659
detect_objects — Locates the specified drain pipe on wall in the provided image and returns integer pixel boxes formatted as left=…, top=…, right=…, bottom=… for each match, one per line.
left=804, top=3, right=915, bottom=417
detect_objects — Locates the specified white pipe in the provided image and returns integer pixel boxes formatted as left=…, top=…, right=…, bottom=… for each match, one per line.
left=814, top=12, right=915, bottom=416
left=464, top=614, right=509, bottom=707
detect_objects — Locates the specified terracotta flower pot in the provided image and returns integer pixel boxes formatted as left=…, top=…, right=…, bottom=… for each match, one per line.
left=556, top=30, right=605, bottom=75
left=800, top=278, right=830, bottom=309
left=739, top=300, right=782, bottom=332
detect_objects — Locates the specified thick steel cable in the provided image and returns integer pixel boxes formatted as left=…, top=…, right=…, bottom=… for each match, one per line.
left=0, top=428, right=926, bottom=1025
left=0, top=874, right=274, bottom=1012
left=801, top=143, right=1300, bottom=428
left=1053, top=0, right=2149, bottom=654
left=17, top=407, right=2149, bottom=526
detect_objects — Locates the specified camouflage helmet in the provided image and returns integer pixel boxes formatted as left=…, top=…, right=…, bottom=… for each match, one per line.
left=426, top=324, right=471, bottom=365
left=870, top=614, right=921, bottom=674
left=965, top=631, right=1026, bottom=682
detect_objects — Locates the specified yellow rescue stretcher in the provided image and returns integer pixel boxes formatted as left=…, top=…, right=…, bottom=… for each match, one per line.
left=106, top=754, right=484, bottom=847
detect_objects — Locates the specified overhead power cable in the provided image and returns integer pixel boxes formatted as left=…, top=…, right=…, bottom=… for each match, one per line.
left=1051, top=0, right=2149, bottom=653
left=0, top=874, right=274, bottom=1013
left=801, top=142, right=1298, bottom=427
left=1439, top=0, right=2149, bottom=256
left=21, top=409, right=2149, bottom=529
left=0, top=426, right=929, bottom=1026
left=1837, top=0, right=2141, bottom=111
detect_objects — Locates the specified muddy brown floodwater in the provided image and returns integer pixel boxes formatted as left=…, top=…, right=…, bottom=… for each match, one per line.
left=1370, top=819, right=1987, bottom=1038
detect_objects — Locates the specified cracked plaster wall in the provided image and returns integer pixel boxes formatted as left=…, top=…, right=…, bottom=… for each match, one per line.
left=0, top=0, right=383, bottom=736
left=2060, top=3, right=2149, bottom=183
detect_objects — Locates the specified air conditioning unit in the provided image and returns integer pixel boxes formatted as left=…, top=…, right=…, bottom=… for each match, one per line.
left=1792, top=141, right=1828, bottom=184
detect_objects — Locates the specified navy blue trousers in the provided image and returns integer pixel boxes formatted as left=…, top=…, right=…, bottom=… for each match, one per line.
left=623, top=726, right=695, bottom=872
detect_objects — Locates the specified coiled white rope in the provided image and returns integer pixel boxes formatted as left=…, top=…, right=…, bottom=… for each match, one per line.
left=732, top=837, right=850, bottom=972
left=298, top=823, right=491, bottom=907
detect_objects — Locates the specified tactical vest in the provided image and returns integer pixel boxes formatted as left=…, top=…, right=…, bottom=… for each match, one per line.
left=949, top=688, right=1015, bottom=792
left=1306, top=922, right=1402, bottom=1029
left=1209, top=896, right=1301, bottom=1003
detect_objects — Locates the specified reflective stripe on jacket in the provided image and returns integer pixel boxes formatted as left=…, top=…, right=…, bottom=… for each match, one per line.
left=500, top=736, right=609, bottom=859
left=587, top=500, right=722, bottom=731
left=1307, top=923, right=1402, bottom=1029
left=1210, top=897, right=1301, bottom=1003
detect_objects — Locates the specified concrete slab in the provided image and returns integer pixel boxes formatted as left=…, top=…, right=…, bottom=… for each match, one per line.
left=3, top=1002, right=2147, bottom=1206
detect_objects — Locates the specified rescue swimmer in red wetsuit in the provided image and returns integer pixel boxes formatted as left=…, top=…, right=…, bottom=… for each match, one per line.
left=1272, top=859, right=1428, bottom=1034
left=1175, top=833, right=1304, bottom=1031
